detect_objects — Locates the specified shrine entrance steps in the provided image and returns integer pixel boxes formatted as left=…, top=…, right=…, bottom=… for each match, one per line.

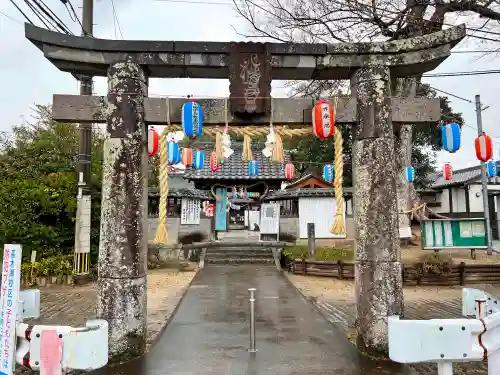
left=205, top=243, right=276, bottom=265
left=216, top=229, right=260, bottom=242
left=199, top=241, right=286, bottom=267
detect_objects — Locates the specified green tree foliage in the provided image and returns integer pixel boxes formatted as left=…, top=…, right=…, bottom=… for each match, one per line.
left=284, top=84, right=463, bottom=188
left=0, top=105, right=104, bottom=260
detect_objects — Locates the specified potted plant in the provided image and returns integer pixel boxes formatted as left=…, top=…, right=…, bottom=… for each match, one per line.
left=60, top=259, right=73, bottom=285
left=33, top=261, right=47, bottom=287
left=48, top=258, right=60, bottom=284
left=21, top=263, right=32, bottom=286
left=67, top=270, right=76, bottom=286
left=54, top=257, right=69, bottom=284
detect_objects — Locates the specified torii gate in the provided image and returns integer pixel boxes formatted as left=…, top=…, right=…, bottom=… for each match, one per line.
left=25, top=23, right=465, bottom=362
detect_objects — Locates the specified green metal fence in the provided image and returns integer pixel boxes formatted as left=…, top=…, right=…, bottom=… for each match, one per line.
left=421, top=218, right=487, bottom=250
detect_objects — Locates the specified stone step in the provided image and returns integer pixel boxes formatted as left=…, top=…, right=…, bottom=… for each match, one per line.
left=206, top=257, right=275, bottom=264
left=206, top=247, right=279, bottom=252
left=207, top=252, right=274, bottom=259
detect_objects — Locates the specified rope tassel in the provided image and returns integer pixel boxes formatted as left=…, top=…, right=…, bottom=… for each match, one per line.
left=330, top=130, right=345, bottom=236
left=271, top=133, right=285, bottom=163
left=242, top=134, right=253, bottom=162
left=154, top=131, right=169, bottom=244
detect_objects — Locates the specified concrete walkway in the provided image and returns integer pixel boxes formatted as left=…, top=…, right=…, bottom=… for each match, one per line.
left=90, top=266, right=415, bottom=375
left=141, top=265, right=413, bottom=375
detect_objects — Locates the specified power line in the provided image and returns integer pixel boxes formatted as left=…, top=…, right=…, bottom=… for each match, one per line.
left=23, top=0, right=57, bottom=31
left=8, top=0, right=73, bottom=34
left=110, top=0, right=124, bottom=39
left=37, top=0, right=73, bottom=34
left=0, top=11, right=23, bottom=24
left=65, top=0, right=85, bottom=35
left=8, top=0, right=34, bottom=24
left=423, top=70, right=500, bottom=78
left=30, top=0, right=73, bottom=34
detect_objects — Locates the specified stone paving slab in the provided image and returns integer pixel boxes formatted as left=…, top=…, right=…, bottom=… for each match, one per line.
left=120, top=265, right=415, bottom=375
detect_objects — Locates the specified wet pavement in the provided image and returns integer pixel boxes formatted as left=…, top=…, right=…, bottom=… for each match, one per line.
left=91, top=266, right=416, bottom=375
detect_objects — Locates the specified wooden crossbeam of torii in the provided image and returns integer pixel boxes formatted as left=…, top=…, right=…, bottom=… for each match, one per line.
left=52, top=95, right=441, bottom=126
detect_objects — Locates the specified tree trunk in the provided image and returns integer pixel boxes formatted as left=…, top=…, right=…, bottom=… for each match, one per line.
left=393, top=78, right=418, bottom=244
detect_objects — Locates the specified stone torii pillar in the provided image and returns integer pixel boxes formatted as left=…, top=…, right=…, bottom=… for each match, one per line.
left=351, top=66, right=402, bottom=353
left=97, top=59, right=149, bottom=362
left=25, top=23, right=466, bottom=358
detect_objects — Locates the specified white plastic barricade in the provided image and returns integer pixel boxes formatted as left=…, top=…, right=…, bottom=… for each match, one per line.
left=389, top=288, right=500, bottom=375
left=0, top=244, right=108, bottom=375
left=16, top=320, right=109, bottom=373
left=462, top=287, right=500, bottom=317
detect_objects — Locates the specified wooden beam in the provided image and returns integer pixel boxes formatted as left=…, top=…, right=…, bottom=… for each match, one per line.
left=52, top=94, right=441, bottom=125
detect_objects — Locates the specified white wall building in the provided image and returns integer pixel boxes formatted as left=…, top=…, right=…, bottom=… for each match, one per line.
left=422, top=164, right=500, bottom=239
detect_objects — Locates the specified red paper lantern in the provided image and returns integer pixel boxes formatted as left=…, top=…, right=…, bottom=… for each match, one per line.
left=181, top=147, right=193, bottom=167
left=475, top=132, right=493, bottom=162
left=285, top=162, right=295, bottom=181
left=209, top=151, right=219, bottom=172
left=312, top=101, right=335, bottom=140
left=443, top=163, right=453, bottom=181
left=148, top=128, right=159, bottom=157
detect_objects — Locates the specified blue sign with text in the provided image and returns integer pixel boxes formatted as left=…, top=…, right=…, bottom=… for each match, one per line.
left=215, top=188, right=227, bottom=231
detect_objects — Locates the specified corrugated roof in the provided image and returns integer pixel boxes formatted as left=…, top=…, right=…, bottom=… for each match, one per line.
left=184, top=143, right=290, bottom=181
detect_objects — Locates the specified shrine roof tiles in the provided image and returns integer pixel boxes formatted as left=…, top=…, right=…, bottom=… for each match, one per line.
left=184, top=143, right=290, bottom=181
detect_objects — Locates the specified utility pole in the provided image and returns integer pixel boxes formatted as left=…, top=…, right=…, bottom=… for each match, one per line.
left=74, top=0, right=94, bottom=282
left=475, top=94, right=493, bottom=256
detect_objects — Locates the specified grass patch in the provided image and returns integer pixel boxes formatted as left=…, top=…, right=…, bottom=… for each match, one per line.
left=283, top=245, right=354, bottom=261
left=416, top=252, right=454, bottom=275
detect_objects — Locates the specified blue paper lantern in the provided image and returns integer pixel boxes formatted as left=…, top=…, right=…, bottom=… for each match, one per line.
left=182, top=101, right=204, bottom=138
left=322, top=164, right=334, bottom=183
left=248, top=160, right=259, bottom=177
left=441, top=122, right=461, bottom=153
left=487, top=160, right=498, bottom=177
left=167, top=141, right=181, bottom=165
left=193, top=150, right=205, bottom=169
left=406, top=167, right=415, bottom=182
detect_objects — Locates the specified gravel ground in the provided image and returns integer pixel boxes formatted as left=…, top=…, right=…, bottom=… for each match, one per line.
left=286, top=273, right=478, bottom=302
left=146, top=268, right=197, bottom=347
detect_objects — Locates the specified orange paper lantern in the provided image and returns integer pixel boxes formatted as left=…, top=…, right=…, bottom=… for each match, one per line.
left=181, top=147, right=193, bottom=167
left=312, top=101, right=335, bottom=140
left=475, top=132, right=493, bottom=162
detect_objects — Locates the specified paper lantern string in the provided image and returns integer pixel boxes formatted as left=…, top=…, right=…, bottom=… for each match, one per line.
left=210, top=181, right=269, bottom=201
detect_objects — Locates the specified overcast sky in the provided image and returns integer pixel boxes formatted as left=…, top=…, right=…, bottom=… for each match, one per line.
left=1, top=0, right=499, bottom=172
